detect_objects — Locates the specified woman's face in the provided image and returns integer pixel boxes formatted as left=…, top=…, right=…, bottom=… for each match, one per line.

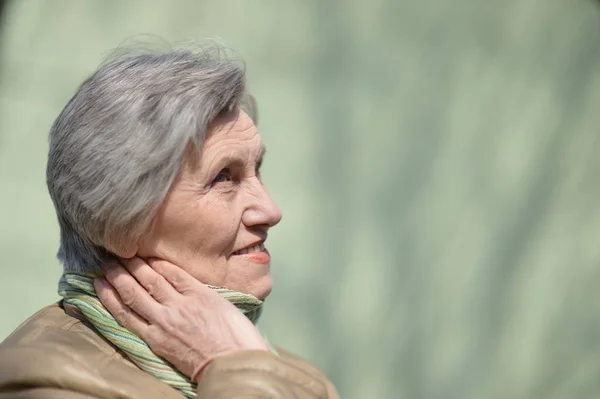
left=135, top=109, right=282, bottom=300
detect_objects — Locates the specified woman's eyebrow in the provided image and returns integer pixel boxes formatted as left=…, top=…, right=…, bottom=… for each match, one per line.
left=211, top=144, right=266, bottom=172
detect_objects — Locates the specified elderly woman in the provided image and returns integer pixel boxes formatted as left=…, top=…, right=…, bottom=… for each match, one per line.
left=0, top=45, right=339, bottom=399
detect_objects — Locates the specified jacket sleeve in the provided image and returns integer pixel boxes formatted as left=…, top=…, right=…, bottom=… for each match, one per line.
left=196, top=350, right=338, bottom=399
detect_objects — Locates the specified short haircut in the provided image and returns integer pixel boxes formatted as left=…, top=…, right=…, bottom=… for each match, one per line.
left=46, top=44, right=253, bottom=273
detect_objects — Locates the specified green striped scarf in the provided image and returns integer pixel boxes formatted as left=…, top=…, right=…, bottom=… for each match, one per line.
left=58, top=273, right=272, bottom=398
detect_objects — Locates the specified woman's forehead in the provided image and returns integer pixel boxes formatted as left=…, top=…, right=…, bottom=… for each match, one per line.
left=205, top=110, right=261, bottom=148
left=207, top=107, right=255, bottom=135
left=201, top=135, right=265, bottom=166
left=182, top=109, right=263, bottom=173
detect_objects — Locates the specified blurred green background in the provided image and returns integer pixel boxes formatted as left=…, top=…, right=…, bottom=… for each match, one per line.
left=2, top=1, right=600, bottom=398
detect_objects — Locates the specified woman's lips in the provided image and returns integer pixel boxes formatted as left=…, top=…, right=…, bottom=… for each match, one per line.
left=232, top=242, right=270, bottom=264
left=234, top=249, right=271, bottom=264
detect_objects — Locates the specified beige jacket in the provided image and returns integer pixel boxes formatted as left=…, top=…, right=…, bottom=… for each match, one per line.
left=0, top=303, right=339, bottom=398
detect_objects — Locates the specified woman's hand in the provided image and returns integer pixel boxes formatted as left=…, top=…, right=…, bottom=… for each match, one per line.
left=94, top=257, right=270, bottom=382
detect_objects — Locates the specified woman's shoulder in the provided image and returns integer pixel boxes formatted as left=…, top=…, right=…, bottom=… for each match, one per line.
left=0, top=303, right=116, bottom=359
left=0, top=303, right=182, bottom=399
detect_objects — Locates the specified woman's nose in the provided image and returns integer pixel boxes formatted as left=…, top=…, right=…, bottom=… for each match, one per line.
left=242, top=180, right=283, bottom=228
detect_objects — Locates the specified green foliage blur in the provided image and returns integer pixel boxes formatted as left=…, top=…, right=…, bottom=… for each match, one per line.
left=1, top=1, right=600, bottom=398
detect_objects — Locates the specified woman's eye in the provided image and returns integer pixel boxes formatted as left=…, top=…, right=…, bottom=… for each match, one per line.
left=212, top=168, right=232, bottom=185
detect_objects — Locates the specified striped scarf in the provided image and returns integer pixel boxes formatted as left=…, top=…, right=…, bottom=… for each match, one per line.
left=58, top=273, right=270, bottom=398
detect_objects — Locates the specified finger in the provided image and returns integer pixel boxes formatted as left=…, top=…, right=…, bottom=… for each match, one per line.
left=94, top=277, right=150, bottom=336
left=148, top=259, right=206, bottom=296
left=121, top=257, right=178, bottom=304
left=101, top=263, right=162, bottom=321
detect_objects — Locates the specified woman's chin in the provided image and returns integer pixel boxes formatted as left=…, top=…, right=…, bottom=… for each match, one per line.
left=246, top=275, right=273, bottom=300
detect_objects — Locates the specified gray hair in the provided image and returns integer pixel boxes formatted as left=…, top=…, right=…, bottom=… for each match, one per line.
left=47, top=44, right=254, bottom=274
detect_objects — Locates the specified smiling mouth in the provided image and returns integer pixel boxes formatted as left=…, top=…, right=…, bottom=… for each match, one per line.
left=233, top=242, right=266, bottom=255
